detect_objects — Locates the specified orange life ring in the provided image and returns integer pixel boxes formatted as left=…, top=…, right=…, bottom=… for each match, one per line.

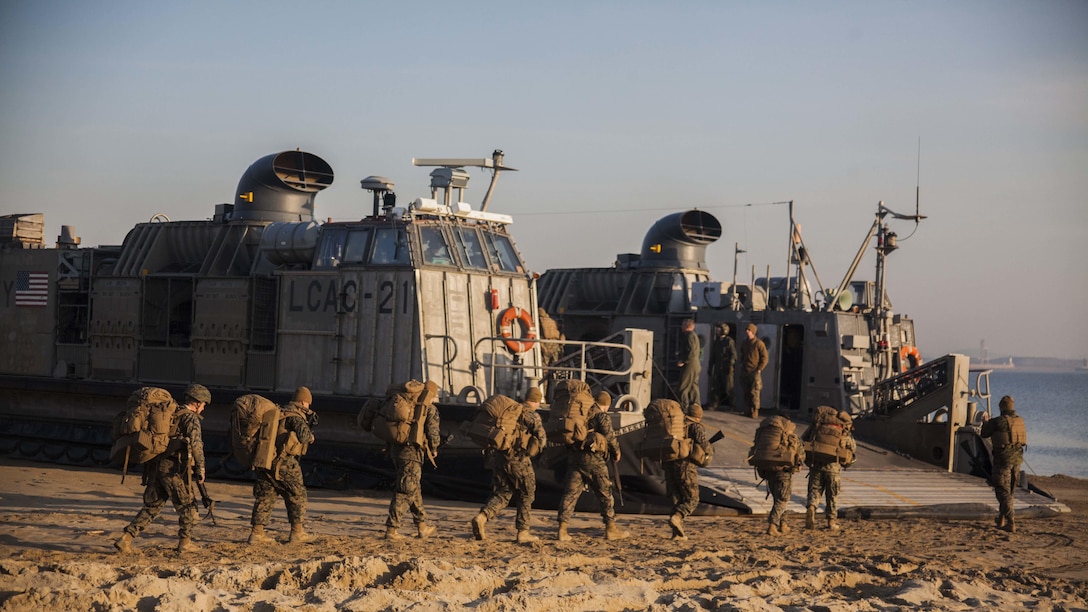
left=900, top=345, right=922, bottom=372
left=498, top=307, right=537, bottom=354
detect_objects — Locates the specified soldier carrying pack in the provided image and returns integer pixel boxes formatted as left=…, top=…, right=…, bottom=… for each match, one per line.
left=638, top=399, right=692, bottom=462
left=463, top=394, right=530, bottom=454
left=545, top=379, right=596, bottom=446
left=110, top=387, right=179, bottom=482
left=988, top=413, right=1027, bottom=452
left=360, top=380, right=438, bottom=447
left=230, top=394, right=282, bottom=471
left=748, top=415, right=804, bottom=470
left=802, top=406, right=855, bottom=467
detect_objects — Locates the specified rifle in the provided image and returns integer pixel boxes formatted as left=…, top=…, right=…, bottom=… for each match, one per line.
left=196, top=481, right=217, bottom=526
left=121, top=446, right=131, bottom=484
left=610, top=458, right=624, bottom=507
left=708, top=430, right=726, bottom=445
left=425, top=433, right=455, bottom=470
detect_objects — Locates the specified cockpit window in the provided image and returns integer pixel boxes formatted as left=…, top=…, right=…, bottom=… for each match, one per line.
left=419, top=226, right=455, bottom=267
left=371, top=227, right=410, bottom=265
left=482, top=231, right=523, bottom=273
left=315, top=228, right=347, bottom=268
left=453, top=227, right=488, bottom=270
left=342, top=229, right=372, bottom=264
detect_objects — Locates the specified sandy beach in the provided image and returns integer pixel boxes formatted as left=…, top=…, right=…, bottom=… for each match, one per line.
left=1, top=457, right=1086, bottom=611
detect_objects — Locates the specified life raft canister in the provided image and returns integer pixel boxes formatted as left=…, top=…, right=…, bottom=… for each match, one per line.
left=498, top=307, right=537, bottom=354
left=899, top=345, right=922, bottom=372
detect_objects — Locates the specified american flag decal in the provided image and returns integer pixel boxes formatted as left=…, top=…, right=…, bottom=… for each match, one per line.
left=15, top=271, right=49, bottom=307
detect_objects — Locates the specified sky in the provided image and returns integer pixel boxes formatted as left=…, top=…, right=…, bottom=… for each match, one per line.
left=1, top=1, right=1086, bottom=360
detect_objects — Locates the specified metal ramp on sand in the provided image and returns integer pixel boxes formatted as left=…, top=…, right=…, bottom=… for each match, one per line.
left=699, top=467, right=1070, bottom=520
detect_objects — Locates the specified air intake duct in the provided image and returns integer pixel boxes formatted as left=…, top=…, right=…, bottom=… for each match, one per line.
left=636, top=209, right=721, bottom=270
left=232, top=150, right=334, bottom=222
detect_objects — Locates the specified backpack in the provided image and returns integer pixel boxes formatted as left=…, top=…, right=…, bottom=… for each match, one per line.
left=462, top=394, right=526, bottom=452
left=110, top=387, right=179, bottom=473
left=545, top=379, right=596, bottom=445
left=277, top=404, right=312, bottom=458
left=748, top=415, right=803, bottom=469
left=637, top=399, right=692, bottom=462
left=803, top=406, right=855, bottom=467
left=371, top=380, right=437, bottom=446
left=230, top=394, right=282, bottom=470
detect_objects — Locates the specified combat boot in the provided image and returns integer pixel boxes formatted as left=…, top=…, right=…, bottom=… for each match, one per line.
left=417, top=522, right=437, bottom=539
left=1003, top=513, right=1016, bottom=533
left=557, top=522, right=572, bottom=542
left=177, top=537, right=196, bottom=553
left=778, top=521, right=790, bottom=535
left=384, top=527, right=404, bottom=540
left=805, top=507, right=816, bottom=530
left=767, top=522, right=781, bottom=536
left=516, top=530, right=539, bottom=544
left=471, top=513, right=487, bottom=540
left=668, top=513, right=686, bottom=540
left=994, top=514, right=1006, bottom=529
left=289, top=524, right=316, bottom=543
left=827, top=518, right=840, bottom=531
left=114, top=532, right=134, bottom=553
left=248, top=524, right=273, bottom=544
left=605, top=521, right=629, bottom=541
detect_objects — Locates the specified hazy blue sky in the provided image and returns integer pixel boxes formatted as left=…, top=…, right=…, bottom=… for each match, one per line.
left=2, top=1, right=1085, bottom=360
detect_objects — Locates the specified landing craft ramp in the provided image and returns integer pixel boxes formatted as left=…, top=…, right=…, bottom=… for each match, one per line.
left=699, top=467, right=1069, bottom=519
left=691, top=410, right=1068, bottom=519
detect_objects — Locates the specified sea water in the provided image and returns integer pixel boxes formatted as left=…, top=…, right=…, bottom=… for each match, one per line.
left=985, top=370, right=1088, bottom=479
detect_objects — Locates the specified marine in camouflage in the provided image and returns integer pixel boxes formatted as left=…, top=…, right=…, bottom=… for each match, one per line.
left=707, top=325, right=736, bottom=410
left=123, top=405, right=204, bottom=540
left=664, top=420, right=712, bottom=518
left=558, top=410, right=620, bottom=524
left=251, top=401, right=315, bottom=529
left=980, top=398, right=1025, bottom=530
left=386, top=402, right=441, bottom=529
left=479, top=407, right=547, bottom=531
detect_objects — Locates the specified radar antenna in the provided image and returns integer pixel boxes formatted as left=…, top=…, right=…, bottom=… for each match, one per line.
left=412, top=149, right=518, bottom=212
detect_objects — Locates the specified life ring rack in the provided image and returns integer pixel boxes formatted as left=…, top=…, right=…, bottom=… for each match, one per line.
left=900, top=345, right=922, bottom=371
left=498, top=307, right=537, bottom=354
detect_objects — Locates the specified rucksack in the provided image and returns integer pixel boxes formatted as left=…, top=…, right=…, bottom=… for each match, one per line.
left=545, top=379, right=596, bottom=445
left=230, top=394, right=282, bottom=470
left=371, top=380, right=437, bottom=446
left=462, top=394, right=526, bottom=452
left=277, top=404, right=312, bottom=458
left=637, top=399, right=692, bottom=462
left=110, top=387, right=179, bottom=476
left=748, top=415, right=803, bottom=469
left=803, top=406, right=855, bottom=467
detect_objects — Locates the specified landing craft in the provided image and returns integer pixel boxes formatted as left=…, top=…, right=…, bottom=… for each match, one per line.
left=0, top=150, right=660, bottom=509
left=539, top=201, right=998, bottom=474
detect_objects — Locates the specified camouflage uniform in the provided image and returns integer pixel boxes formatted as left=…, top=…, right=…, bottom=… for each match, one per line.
left=980, top=401, right=1025, bottom=530
left=479, top=404, right=547, bottom=531
left=740, top=330, right=768, bottom=418
left=123, top=406, right=204, bottom=540
left=759, top=468, right=795, bottom=530
left=558, top=409, right=620, bottom=525
left=251, top=400, right=315, bottom=529
left=707, top=327, right=736, bottom=410
left=677, top=327, right=702, bottom=411
left=664, top=419, right=712, bottom=519
left=386, top=402, right=441, bottom=529
left=806, top=433, right=855, bottom=527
